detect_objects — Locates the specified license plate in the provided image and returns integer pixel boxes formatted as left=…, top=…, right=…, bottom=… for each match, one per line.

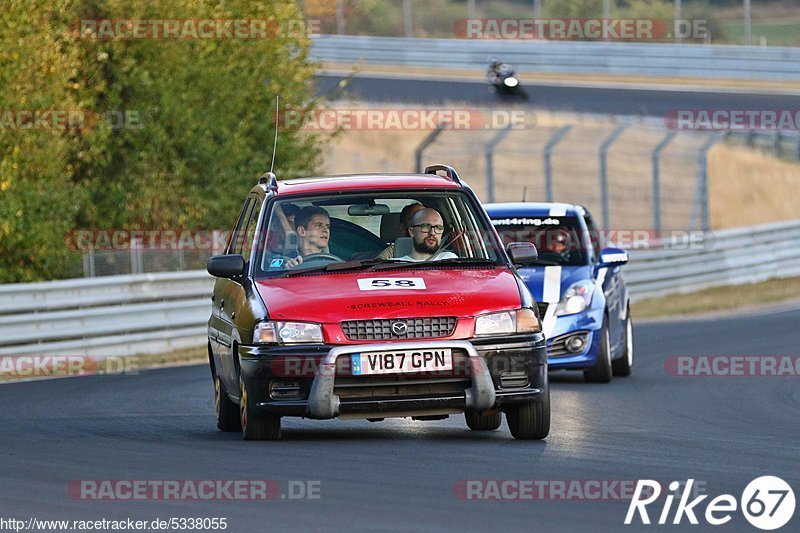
left=351, top=349, right=452, bottom=375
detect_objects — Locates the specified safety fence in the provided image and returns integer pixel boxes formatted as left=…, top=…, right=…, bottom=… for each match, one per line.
left=409, top=112, right=800, bottom=237
left=417, top=114, right=723, bottom=234
left=1, top=219, right=798, bottom=358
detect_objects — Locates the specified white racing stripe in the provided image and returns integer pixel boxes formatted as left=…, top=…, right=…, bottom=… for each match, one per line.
left=542, top=305, right=558, bottom=339
left=549, top=206, right=567, bottom=216
left=541, top=266, right=562, bottom=338
left=595, top=267, right=608, bottom=290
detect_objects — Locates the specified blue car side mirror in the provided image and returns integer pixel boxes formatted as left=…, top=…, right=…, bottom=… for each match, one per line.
left=599, top=247, right=628, bottom=266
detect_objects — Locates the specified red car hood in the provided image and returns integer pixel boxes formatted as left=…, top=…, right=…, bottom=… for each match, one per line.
left=255, top=267, right=521, bottom=323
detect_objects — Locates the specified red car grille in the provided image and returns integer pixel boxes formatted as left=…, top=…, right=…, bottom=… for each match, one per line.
left=341, top=317, right=457, bottom=341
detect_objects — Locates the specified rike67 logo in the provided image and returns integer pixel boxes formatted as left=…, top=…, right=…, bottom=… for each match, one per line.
left=626, top=477, right=795, bottom=530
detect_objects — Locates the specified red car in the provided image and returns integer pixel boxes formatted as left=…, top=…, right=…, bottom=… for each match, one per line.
left=206, top=165, right=549, bottom=440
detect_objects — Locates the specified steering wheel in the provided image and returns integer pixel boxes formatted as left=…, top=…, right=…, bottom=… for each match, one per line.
left=300, top=253, right=344, bottom=265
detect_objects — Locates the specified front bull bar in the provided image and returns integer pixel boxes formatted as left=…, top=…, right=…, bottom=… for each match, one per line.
left=307, top=340, right=496, bottom=419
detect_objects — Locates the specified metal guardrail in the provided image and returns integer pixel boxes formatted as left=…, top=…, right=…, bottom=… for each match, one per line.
left=626, top=220, right=800, bottom=301
left=1, top=219, right=798, bottom=357
left=311, top=35, right=800, bottom=82
left=0, top=272, right=214, bottom=357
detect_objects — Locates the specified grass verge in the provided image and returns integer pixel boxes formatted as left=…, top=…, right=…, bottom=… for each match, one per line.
left=632, top=276, right=800, bottom=319
left=0, top=346, right=208, bottom=382
left=132, top=346, right=208, bottom=369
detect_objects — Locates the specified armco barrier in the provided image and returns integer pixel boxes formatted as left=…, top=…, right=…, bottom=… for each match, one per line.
left=626, top=220, right=800, bottom=300
left=0, top=272, right=214, bottom=358
left=311, top=35, right=800, bottom=82
left=1, top=219, right=798, bottom=358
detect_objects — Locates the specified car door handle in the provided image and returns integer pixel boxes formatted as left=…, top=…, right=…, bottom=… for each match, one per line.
left=220, top=299, right=224, bottom=310
left=231, top=312, right=236, bottom=320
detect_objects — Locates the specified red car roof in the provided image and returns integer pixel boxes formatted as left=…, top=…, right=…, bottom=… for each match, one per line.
left=274, top=174, right=461, bottom=196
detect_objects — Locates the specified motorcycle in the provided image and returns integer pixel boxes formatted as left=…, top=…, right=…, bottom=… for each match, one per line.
left=487, top=61, right=529, bottom=101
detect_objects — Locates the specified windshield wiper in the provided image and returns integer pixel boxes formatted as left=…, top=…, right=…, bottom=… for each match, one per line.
left=276, top=258, right=407, bottom=277
left=324, top=258, right=405, bottom=272
left=275, top=264, right=332, bottom=277
left=425, top=257, right=497, bottom=265
left=527, top=259, right=561, bottom=266
left=380, top=257, right=498, bottom=269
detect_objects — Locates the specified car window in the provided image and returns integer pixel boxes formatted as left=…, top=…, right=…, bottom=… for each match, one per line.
left=491, top=215, right=589, bottom=266
left=255, top=191, right=504, bottom=277
left=241, top=194, right=263, bottom=263
left=582, top=212, right=602, bottom=261
left=227, top=197, right=252, bottom=255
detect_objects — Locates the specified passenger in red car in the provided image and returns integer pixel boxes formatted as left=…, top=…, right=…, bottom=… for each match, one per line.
left=398, top=208, right=457, bottom=262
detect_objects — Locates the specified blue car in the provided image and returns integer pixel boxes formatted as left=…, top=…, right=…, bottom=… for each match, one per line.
left=485, top=202, right=633, bottom=382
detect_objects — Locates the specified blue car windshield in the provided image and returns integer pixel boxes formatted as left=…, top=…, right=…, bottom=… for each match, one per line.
left=491, top=215, right=589, bottom=266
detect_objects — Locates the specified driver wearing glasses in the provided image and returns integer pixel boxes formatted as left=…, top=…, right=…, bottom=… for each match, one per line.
left=397, top=208, right=457, bottom=262
left=286, top=206, right=331, bottom=268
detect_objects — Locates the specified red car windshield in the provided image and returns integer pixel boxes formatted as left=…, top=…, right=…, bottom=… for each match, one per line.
left=253, top=191, right=505, bottom=277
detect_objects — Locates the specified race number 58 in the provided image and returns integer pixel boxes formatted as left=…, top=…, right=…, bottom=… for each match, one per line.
left=357, top=278, right=427, bottom=291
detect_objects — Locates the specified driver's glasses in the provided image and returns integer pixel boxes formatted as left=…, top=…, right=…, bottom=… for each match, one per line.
left=412, top=223, right=445, bottom=234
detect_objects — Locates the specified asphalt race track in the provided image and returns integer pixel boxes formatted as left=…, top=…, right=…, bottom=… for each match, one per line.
left=314, top=74, right=800, bottom=118
left=2, top=305, right=798, bottom=532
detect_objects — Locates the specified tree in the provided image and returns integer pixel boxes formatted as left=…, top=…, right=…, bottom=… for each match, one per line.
left=0, top=0, right=324, bottom=282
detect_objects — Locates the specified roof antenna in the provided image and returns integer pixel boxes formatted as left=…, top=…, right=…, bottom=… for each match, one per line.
left=259, top=95, right=280, bottom=191
left=270, top=94, right=279, bottom=174
left=522, top=186, right=528, bottom=202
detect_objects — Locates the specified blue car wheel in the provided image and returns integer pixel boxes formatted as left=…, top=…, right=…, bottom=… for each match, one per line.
left=612, top=310, right=634, bottom=377
left=583, top=317, right=612, bottom=383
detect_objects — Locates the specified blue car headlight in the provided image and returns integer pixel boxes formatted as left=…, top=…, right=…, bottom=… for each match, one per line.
left=555, top=280, right=595, bottom=316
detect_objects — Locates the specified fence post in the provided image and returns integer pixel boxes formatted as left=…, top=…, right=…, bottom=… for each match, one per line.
left=130, top=238, right=144, bottom=274
left=83, top=249, right=96, bottom=278
left=130, top=240, right=138, bottom=274
left=691, top=132, right=725, bottom=233
left=543, top=125, right=572, bottom=202
left=414, top=125, right=446, bottom=173
left=796, top=134, right=800, bottom=161
left=335, top=0, right=345, bottom=34
left=485, top=124, right=513, bottom=203
left=403, top=0, right=413, bottom=37
left=599, top=125, right=627, bottom=229
left=772, top=130, right=781, bottom=157
left=651, top=131, right=677, bottom=237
